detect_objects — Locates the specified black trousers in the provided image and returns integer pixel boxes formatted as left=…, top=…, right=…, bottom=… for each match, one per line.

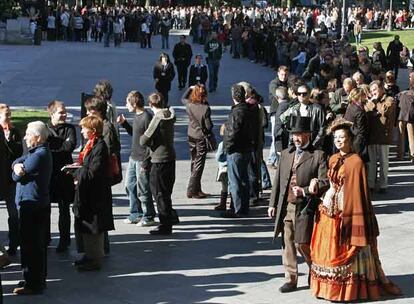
left=0, top=273, right=2, bottom=304
left=176, top=63, right=189, bottom=87
left=158, top=89, right=169, bottom=107
left=19, top=204, right=48, bottom=291
left=5, top=186, right=19, bottom=250
left=150, top=161, right=177, bottom=228
left=58, top=200, right=71, bottom=247
left=187, top=137, right=207, bottom=194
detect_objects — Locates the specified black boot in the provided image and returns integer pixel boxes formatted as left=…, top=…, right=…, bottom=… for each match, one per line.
left=214, top=191, right=227, bottom=211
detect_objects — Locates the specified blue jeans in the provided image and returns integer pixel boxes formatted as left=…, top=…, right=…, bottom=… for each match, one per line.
left=267, top=115, right=279, bottom=165
left=104, top=33, right=110, bottom=47
left=355, top=33, right=362, bottom=44
left=161, top=35, right=169, bottom=49
left=261, top=160, right=272, bottom=189
left=227, top=152, right=251, bottom=215
left=231, top=39, right=242, bottom=58
left=125, top=158, right=155, bottom=221
left=207, top=60, right=220, bottom=92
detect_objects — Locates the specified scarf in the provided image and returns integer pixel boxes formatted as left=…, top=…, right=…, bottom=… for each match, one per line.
left=78, top=136, right=97, bottom=165
left=1, top=122, right=11, bottom=132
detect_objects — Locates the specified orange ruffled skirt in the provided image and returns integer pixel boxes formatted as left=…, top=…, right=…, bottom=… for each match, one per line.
left=310, top=208, right=401, bottom=302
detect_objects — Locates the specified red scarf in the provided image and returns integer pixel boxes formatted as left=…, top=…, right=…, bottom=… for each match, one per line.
left=78, top=136, right=97, bottom=165
left=1, top=122, right=11, bottom=132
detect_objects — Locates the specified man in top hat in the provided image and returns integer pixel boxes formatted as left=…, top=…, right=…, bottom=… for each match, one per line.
left=268, top=116, right=328, bottom=293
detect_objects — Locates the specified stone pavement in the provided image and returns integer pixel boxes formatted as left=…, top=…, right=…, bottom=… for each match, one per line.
left=1, top=35, right=414, bottom=303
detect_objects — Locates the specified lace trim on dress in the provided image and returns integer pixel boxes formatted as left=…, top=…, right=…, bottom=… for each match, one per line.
left=321, top=184, right=344, bottom=217
left=311, top=262, right=353, bottom=281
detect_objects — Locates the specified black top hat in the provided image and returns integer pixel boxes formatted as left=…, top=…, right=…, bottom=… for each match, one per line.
left=290, top=116, right=312, bottom=133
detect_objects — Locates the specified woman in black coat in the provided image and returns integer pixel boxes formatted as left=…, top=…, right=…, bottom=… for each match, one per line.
left=72, top=116, right=114, bottom=271
left=344, top=87, right=369, bottom=163
left=153, top=52, right=175, bottom=107
left=181, top=84, right=213, bottom=198
left=84, top=97, right=120, bottom=255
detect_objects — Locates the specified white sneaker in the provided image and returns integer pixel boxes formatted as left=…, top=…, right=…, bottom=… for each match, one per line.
left=123, top=218, right=138, bottom=224
left=137, top=219, right=157, bottom=227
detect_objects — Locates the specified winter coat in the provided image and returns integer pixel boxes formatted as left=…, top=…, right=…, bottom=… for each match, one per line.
left=153, top=62, right=176, bottom=93
left=73, top=138, right=114, bottom=234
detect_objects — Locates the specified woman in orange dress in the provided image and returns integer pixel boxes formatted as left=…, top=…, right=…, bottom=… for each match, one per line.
left=310, top=119, right=402, bottom=302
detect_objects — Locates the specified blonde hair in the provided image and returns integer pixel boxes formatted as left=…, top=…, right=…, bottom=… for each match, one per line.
left=348, top=87, right=366, bottom=104
left=0, top=103, right=10, bottom=113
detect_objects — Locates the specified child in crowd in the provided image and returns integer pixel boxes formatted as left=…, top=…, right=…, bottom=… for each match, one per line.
left=214, top=124, right=228, bottom=211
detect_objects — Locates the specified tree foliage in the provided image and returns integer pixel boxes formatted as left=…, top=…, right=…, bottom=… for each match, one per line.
left=0, top=0, right=22, bottom=21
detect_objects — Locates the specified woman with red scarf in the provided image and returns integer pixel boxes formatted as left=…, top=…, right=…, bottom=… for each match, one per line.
left=72, top=115, right=114, bottom=271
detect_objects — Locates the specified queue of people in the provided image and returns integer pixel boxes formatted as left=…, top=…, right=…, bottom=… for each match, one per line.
left=2, top=3, right=414, bottom=302
left=1, top=67, right=413, bottom=300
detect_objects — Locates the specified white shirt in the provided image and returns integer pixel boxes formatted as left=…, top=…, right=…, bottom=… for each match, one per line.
left=299, top=103, right=309, bottom=117
left=47, top=16, right=56, bottom=29
left=61, top=12, right=69, bottom=27
left=325, top=16, right=332, bottom=28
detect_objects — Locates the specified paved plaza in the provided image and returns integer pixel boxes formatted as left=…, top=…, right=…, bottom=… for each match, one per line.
left=1, top=35, right=414, bottom=303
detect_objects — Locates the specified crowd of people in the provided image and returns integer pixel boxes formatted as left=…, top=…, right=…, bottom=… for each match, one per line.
left=1, top=1, right=414, bottom=302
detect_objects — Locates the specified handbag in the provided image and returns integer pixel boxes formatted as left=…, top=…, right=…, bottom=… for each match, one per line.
left=205, top=132, right=217, bottom=152
left=109, top=153, right=122, bottom=186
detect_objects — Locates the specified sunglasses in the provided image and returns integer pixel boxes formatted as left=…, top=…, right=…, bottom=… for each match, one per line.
left=297, top=92, right=308, bottom=96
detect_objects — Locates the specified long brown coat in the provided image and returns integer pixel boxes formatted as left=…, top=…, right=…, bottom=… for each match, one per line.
left=365, top=95, right=396, bottom=145
left=269, top=145, right=328, bottom=241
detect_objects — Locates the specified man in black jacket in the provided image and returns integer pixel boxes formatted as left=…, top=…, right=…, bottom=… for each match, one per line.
left=268, top=66, right=289, bottom=166
left=223, top=85, right=255, bottom=217
left=188, top=54, right=208, bottom=87
left=386, top=35, right=403, bottom=79
left=0, top=104, right=23, bottom=255
left=204, top=32, right=222, bottom=93
left=283, top=85, right=326, bottom=150
left=273, top=87, right=291, bottom=153
left=173, top=35, right=193, bottom=89
left=46, top=101, right=77, bottom=253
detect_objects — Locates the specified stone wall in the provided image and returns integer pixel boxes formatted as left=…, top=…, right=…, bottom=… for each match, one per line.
left=0, top=17, right=32, bottom=44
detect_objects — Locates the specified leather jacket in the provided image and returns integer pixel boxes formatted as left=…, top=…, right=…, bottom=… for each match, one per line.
left=289, top=102, right=326, bottom=150
left=223, top=102, right=255, bottom=154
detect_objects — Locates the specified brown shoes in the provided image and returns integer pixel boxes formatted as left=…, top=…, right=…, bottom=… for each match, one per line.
left=279, top=282, right=297, bottom=293
left=187, top=191, right=209, bottom=199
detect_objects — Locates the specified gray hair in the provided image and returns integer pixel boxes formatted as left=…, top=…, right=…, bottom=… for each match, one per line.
left=275, top=86, right=288, bottom=100
left=352, top=71, right=364, bottom=82
left=237, top=81, right=253, bottom=97
left=27, top=121, right=48, bottom=143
